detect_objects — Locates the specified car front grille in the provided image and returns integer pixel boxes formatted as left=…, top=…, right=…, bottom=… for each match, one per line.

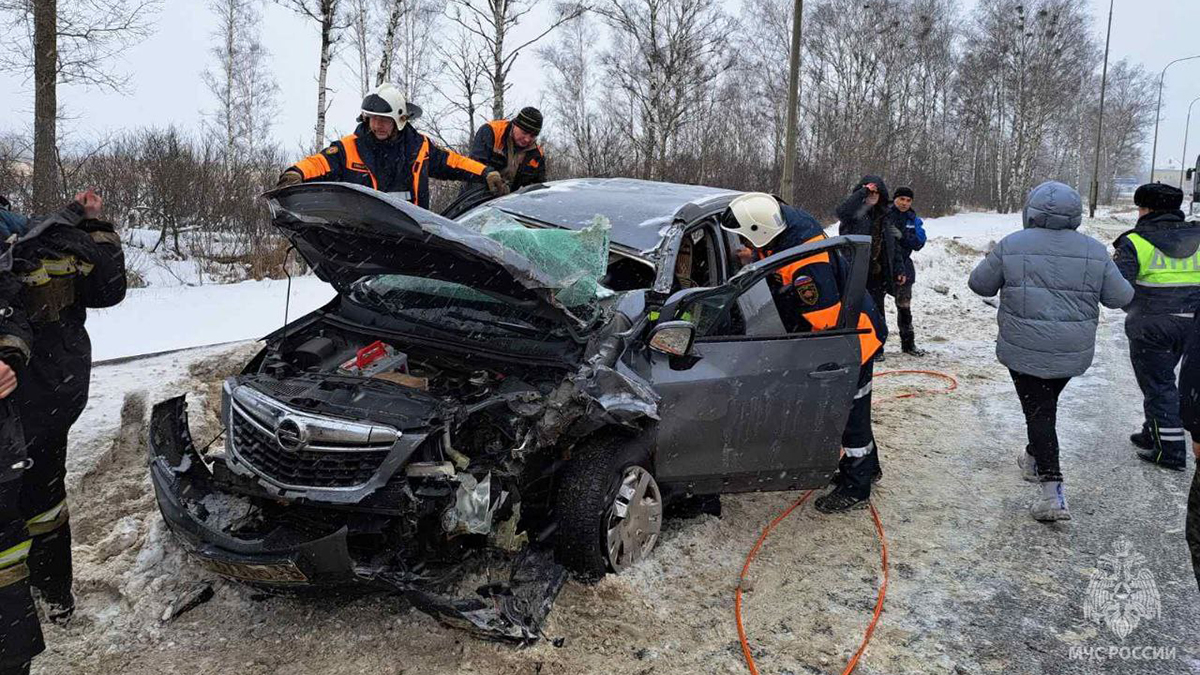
left=227, top=390, right=397, bottom=491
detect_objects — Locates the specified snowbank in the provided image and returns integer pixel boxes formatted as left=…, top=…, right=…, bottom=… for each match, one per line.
left=87, top=277, right=335, bottom=362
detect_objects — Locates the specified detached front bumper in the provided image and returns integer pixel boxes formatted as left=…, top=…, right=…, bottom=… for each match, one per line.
left=147, top=396, right=566, bottom=642
left=149, top=396, right=366, bottom=587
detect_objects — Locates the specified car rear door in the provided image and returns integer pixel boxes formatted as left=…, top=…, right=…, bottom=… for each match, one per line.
left=650, top=235, right=870, bottom=494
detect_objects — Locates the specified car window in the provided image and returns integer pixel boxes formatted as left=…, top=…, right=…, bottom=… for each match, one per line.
left=673, top=239, right=858, bottom=340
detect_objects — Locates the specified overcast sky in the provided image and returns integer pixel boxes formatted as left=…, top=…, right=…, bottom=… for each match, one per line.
left=1, top=0, right=1198, bottom=170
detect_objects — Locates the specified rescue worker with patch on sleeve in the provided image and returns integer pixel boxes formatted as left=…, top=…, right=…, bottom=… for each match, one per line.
left=5, top=190, right=126, bottom=626
left=277, top=83, right=509, bottom=208
left=720, top=193, right=887, bottom=513
left=1113, top=183, right=1199, bottom=472
left=458, top=106, right=547, bottom=198
left=0, top=196, right=43, bottom=675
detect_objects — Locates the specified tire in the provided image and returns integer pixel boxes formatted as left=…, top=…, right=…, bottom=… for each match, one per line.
left=554, top=435, right=663, bottom=581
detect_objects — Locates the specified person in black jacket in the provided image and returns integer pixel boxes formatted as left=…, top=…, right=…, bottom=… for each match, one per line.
left=1113, top=183, right=1199, bottom=471
left=1179, top=312, right=1200, bottom=591
left=837, top=175, right=906, bottom=360
left=7, top=190, right=126, bottom=625
left=0, top=208, right=43, bottom=675
left=883, top=187, right=928, bottom=356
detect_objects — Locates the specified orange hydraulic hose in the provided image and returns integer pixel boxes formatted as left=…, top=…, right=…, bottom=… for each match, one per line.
left=874, top=369, right=959, bottom=399
left=735, top=368, right=956, bottom=675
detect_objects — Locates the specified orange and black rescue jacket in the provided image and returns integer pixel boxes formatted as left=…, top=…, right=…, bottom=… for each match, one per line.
left=760, top=205, right=884, bottom=364
left=468, top=119, right=546, bottom=190
left=289, top=123, right=489, bottom=209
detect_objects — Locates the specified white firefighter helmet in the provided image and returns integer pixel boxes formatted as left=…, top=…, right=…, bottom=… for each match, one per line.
left=360, top=83, right=423, bottom=128
left=721, top=192, right=785, bottom=248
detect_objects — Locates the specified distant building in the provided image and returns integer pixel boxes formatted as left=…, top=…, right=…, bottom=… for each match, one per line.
left=1151, top=159, right=1186, bottom=188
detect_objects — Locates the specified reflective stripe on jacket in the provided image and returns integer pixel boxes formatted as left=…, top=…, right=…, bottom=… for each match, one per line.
left=289, top=125, right=489, bottom=209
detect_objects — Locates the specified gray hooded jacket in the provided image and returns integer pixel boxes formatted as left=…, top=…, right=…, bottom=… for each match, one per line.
left=968, top=181, right=1134, bottom=378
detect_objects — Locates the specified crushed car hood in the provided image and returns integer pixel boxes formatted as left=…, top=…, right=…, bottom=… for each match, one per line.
left=264, top=182, right=595, bottom=328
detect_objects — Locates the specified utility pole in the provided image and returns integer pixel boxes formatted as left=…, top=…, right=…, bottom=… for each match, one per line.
left=779, top=0, right=803, bottom=202
left=1088, top=0, right=1113, bottom=218
left=1149, top=54, right=1200, bottom=181
left=1181, top=95, right=1200, bottom=189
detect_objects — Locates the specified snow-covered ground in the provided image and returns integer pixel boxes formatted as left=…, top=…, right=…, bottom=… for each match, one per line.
left=30, top=210, right=1200, bottom=675
left=88, top=277, right=334, bottom=361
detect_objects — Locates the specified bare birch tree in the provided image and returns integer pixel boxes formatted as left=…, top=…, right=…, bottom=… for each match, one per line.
left=276, top=0, right=345, bottom=150
left=598, top=0, right=736, bottom=179
left=449, top=0, right=586, bottom=119
left=203, top=0, right=279, bottom=161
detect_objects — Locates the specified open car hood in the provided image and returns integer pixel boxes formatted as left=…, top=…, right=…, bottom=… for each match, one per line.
left=264, top=183, right=597, bottom=328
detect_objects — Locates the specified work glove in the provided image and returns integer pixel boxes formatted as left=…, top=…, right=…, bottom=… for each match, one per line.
left=0, top=210, right=28, bottom=241
left=485, top=169, right=511, bottom=197
left=276, top=170, right=304, bottom=189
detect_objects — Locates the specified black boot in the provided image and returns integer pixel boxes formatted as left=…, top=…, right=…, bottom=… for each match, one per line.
left=901, top=333, right=926, bottom=357
left=815, top=486, right=869, bottom=513
left=898, top=307, right=925, bottom=356
left=1136, top=449, right=1186, bottom=472
left=1130, top=431, right=1155, bottom=450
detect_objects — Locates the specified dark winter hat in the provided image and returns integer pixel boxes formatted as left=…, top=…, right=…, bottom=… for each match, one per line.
left=1134, top=182, right=1184, bottom=211
left=894, top=186, right=914, bottom=200
left=513, top=107, right=543, bottom=135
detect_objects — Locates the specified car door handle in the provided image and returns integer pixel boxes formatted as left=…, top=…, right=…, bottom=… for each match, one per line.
left=808, top=365, right=850, bottom=380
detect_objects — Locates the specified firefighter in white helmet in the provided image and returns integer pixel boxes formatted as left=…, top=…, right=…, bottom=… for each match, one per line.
left=278, top=83, right=508, bottom=208
left=720, top=192, right=888, bottom=513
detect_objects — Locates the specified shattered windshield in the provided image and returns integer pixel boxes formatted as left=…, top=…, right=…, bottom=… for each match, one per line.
left=456, top=207, right=612, bottom=307
left=348, top=208, right=612, bottom=333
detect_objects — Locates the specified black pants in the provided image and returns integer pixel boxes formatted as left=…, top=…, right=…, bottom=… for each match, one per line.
left=1189, top=466, right=1200, bottom=591
left=868, top=280, right=888, bottom=341
left=838, top=361, right=879, bottom=499
left=1010, top=370, right=1071, bottom=483
left=1127, top=314, right=1190, bottom=466
left=0, top=403, right=44, bottom=670
left=17, top=421, right=73, bottom=602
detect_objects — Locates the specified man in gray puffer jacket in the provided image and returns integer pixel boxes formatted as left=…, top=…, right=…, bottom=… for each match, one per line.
left=969, top=181, right=1133, bottom=521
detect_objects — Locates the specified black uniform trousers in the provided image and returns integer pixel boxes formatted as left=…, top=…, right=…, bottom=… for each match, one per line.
left=13, top=321, right=92, bottom=605
left=0, top=401, right=45, bottom=672
left=837, top=361, right=879, bottom=499
left=1127, top=314, right=1191, bottom=466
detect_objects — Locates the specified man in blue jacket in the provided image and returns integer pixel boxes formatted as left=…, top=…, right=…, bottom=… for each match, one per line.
left=1113, top=183, right=1199, bottom=471
left=883, top=186, right=928, bottom=356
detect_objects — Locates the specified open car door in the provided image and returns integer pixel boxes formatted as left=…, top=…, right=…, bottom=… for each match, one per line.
left=649, top=235, right=871, bottom=494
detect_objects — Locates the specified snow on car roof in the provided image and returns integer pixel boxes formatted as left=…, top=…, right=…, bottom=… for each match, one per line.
left=490, top=178, right=739, bottom=253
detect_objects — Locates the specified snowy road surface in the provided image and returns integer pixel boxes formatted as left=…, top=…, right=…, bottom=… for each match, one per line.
left=30, top=211, right=1200, bottom=674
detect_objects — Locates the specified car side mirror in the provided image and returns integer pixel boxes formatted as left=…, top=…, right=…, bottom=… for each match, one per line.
left=649, top=320, right=696, bottom=356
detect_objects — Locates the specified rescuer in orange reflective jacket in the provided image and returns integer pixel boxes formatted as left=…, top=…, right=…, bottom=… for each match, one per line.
left=459, top=107, right=547, bottom=198
left=720, top=192, right=887, bottom=513
left=277, top=84, right=509, bottom=209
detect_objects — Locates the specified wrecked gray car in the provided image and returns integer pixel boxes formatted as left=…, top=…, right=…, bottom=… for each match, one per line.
left=147, top=179, right=872, bottom=642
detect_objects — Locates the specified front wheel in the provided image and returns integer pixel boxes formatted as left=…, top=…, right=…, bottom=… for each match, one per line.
left=554, top=436, right=663, bottom=580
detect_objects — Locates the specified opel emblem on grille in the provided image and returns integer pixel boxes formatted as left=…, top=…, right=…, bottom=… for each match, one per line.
left=274, top=417, right=309, bottom=453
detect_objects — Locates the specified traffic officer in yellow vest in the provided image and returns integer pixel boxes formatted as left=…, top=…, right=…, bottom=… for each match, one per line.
left=1113, top=183, right=1198, bottom=471
left=278, top=84, right=509, bottom=207
left=460, top=107, right=547, bottom=197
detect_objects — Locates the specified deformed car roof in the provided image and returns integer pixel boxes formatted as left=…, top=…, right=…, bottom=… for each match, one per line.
left=488, top=178, right=739, bottom=253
